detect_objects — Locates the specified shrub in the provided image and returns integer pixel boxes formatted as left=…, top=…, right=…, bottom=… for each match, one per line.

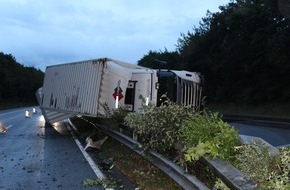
left=236, top=142, right=290, bottom=189
left=179, top=111, right=241, bottom=162
left=100, top=103, right=129, bottom=129
left=124, top=99, right=193, bottom=155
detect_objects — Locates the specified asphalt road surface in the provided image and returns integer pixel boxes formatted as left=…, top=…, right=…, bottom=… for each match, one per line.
left=1, top=107, right=289, bottom=190
left=0, top=107, right=102, bottom=190
left=230, top=121, right=290, bottom=147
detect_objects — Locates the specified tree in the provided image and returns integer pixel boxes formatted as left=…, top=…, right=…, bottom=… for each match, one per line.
left=138, top=49, right=181, bottom=70
left=175, top=0, right=290, bottom=104
left=0, top=52, right=44, bottom=105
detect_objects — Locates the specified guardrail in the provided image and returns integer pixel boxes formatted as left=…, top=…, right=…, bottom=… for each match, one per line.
left=200, top=157, right=256, bottom=190
left=91, top=122, right=209, bottom=190
left=73, top=116, right=257, bottom=190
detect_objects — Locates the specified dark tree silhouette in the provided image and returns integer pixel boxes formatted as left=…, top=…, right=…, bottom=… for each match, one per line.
left=0, top=52, right=44, bottom=106
left=139, top=0, right=290, bottom=105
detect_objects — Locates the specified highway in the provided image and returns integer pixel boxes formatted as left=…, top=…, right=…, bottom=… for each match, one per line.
left=0, top=107, right=102, bottom=190
left=230, top=120, right=290, bottom=147
left=1, top=107, right=289, bottom=190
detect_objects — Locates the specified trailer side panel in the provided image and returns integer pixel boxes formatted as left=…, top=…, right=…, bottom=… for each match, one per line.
left=41, top=60, right=104, bottom=116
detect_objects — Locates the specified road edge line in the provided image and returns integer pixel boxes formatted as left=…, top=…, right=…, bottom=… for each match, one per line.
left=64, top=119, right=105, bottom=179
left=6, top=125, right=13, bottom=130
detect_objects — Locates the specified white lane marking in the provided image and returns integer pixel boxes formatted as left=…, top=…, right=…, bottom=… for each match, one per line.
left=0, top=110, right=26, bottom=116
left=6, top=125, right=13, bottom=130
left=0, top=111, right=20, bottom=116
left=64, top=120, right=105, bottom=179
left=0, top=107, right=37, bottom=117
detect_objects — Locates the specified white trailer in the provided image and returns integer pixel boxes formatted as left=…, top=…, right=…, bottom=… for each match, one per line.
left=36, top=58, right=203, bottom=124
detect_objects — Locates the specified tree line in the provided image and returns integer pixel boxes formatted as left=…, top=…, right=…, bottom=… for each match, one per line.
left=0, top=52, right=44, bottom=106
left=138, top=0, right=290, bottom=105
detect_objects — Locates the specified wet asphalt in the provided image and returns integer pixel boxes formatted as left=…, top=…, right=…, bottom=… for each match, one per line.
left=1, top=107, right=289, bottom=190
left=0, top=107, right=102, bottom=190
left=230, top=121, right=290, bottom=147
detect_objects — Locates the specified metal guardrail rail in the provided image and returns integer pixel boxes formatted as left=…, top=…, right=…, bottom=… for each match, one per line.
left=93, top=123, right=209, bottom=190
left=74, top=117, right=257, bottom=190
left=200, top=157, right=257, bottom=190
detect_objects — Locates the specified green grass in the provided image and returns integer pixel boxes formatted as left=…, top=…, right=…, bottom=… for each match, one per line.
left=206, top=102, right=290, bottom=119
left=70, top=117, right=182, bottom=190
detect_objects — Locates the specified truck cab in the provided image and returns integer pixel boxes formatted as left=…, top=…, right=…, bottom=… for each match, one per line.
left=125, top=69, right=202, bottom=112
left=124, top=69, right=158, bottom=111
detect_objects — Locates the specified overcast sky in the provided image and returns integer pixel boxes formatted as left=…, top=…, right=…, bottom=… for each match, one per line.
left=0, top=0, right=229, bottom=71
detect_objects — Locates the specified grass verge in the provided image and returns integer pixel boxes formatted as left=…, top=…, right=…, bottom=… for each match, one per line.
left=70, top=117, right=182, bottom=190
left=102, top=137, right=182, bottom=190
left=206, top=102, right=290, bottom=119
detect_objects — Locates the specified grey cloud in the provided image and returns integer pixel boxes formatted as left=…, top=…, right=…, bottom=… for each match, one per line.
left=0, top=0, right=229, bottom=71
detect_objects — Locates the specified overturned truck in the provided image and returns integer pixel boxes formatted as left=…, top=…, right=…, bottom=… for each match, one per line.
left=36, top=58, right=203, bottom=124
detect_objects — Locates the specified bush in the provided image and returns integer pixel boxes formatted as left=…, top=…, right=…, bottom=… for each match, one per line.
left=179, top=111, right=241, bottom=162
left=124, top=99, right=193, bottom=155
left=100, top=103, right=130, bottom=130
left=111, top=98, right=290, bottom=189
left=236, top=142, right=290, bottom=189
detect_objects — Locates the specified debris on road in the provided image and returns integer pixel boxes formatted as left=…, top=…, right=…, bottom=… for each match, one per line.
left=85, top=136, right=108, bottom=151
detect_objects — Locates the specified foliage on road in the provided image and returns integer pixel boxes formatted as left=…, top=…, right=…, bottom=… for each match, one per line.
left=83, top=178, right=117, bottom=188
